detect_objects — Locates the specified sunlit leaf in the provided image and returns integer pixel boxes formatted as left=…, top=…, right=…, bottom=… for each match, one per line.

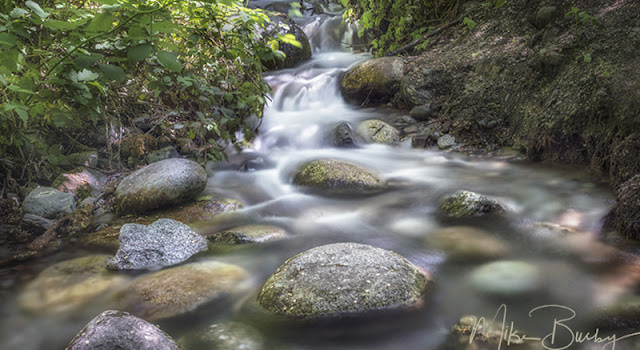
left=9, top=8, right=29, bottom=18
left=25, top=1, right=49, bottom=18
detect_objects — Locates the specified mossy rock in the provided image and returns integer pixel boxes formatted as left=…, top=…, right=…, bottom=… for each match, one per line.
left=340, top=57, right=404, bottom=104
left=115, top=158, right=207, bottom=215
left=257, top=242, right=431, bottom=319
left=614, top=174, right=640, bottom=239
left=208, top=225, right=288, bottom=245
left=292, top=159, right=386, bottom=196
left=18, top=255, right=128, bottom=315
left=114, top=260, right=249, bottom=321
left=439, top=190, right=506, bottom=218
left=356, top=119, right=401, bottom=145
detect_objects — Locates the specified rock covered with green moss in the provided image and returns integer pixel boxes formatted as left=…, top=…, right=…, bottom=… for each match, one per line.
left=356, top=119, right=401, bottom=145
left=292, top=159, right=386, bottom=196
left=115, top=158, right=207, bottom=215
left=340, top=57, right=404, bottom=104
left=115, top=261, right=249, bottom=321
left=18, top=255, right=127, bottom=315
left=257, top=242, right=430, bottom=318
left=67, top=310, right=181, bottom=350
left=439, top=190, right=506, bottom=218
left=107, top=218, right=208, bottom=270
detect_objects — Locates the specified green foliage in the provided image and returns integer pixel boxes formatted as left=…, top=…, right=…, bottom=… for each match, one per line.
left=0, top=0, right=280, bottom=181
left=343, top=0, right=463, bottom=56
left=565, top=6, right=601, bottom=26
left=463, top=17, right=476, bottom=30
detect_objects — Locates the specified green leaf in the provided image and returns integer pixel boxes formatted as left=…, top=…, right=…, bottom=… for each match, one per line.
left=7, top=85, right=35, bottom=94
left=0, top=33, right=17, bottom=49
left=25, top=1, right=49, bottom=19
left=85, top=12, right=114, bottom=33
left=495, top=0, right=506, bottom=8
left=148, top=21, right=179, bottom=34
left=463, top=17, right=477, bottom=30
left=77, top=69, right=100, bottom=82
left=93, top=0, right=118, bottom=4
left=100, top=64, right=126, bottom=83
left=127, top=44, right=152, bottom=62
left=9, top=8, right=29, bottom=18
left=157, top=51, right=182, bottom=72
left=43, top=19, right=79, bottom=31
left=75, top=53, right=103, bottom=68
left=339, top=0, right=349, bottom=7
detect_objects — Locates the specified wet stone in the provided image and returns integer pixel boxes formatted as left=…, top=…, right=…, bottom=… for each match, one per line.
left=22, top=186, right=76, bottom=219
left=208, top=225, right=288, bottom=244
left=425, top=226, right=509, bottom=261
left=18, top=255, right=127, bottom=315
left=257, top=242, right=431, bottom=318
left=437, top=134, right=456, bottom=149
left=114, top=260, right=249, bottom=321
left=107, top=218, right=208, bottom=270
left=67, top=310, right=181, bottom=350
left=439, top=190, right=507, bottom=218
left=292, top=159, right=387, bottom=196
left=179, top=321, right=265, bottom=350
left=356, top=119, right=401, bottom=145
left=469, top=260, right=542, bottom=298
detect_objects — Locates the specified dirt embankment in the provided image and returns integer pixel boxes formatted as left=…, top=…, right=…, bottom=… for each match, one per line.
left=400, top=0, right=640, bottom=189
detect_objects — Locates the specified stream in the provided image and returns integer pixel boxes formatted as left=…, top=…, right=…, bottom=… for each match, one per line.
left=0, top=2, right=629, bottom=350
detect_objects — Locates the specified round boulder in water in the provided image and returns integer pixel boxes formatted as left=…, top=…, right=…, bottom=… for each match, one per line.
left=439, top=190, right=506, bottom=218
left=67, top=310, right=180, bottom=350
left=340, top=57, right=404, bottom=104
left=425, top=226, right=508, bottom=261
left=257, top=242, right=430, bottom=318
left=115, top=260, right=249, bottom=321
left=470, top=260, right=542, bottom=297
left=115, top=158, right=207, bottom=215
left=18, top=255, right=127, bottom=315
left=356, top=119, right=401, bottom=145
left=107, top=218, right=208, bottom=270
left=22, top=186, right=76, bottom=219
left=292, top=159, right=386, bottom=196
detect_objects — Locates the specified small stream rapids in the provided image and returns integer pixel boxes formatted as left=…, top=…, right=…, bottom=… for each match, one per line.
left=0, top=2, right=626, bottom=350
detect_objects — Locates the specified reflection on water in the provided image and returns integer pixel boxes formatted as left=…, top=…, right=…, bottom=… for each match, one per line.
left=0, top=3, right=624, bottom=350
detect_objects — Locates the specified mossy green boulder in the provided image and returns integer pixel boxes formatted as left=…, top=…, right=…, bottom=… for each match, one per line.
left=439, top=190, right=506, bottom=218
left=292, top=159, right=386, bottom=196
left=340, top=57, right=404, bottom=104
left=115, top=158, right=207, bottom=215
left=257, top=243, right=430, bottom=318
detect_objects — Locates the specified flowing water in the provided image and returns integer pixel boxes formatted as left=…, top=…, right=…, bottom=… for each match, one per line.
left=1, top=4, right=631, bottom=350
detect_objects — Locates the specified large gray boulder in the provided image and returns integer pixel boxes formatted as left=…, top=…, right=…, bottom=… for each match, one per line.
left=438, top=190, right=506, bottom=218
left=340, top=57, right=404, bottom=104
left=107, top=218, right=208, bottom=270
left=67, top=310, right=181, bottom=350
left=257, top=242, right=430, bottom=318
left=115, top=158, right=207, bottom=215
left=22, top=186, right=76, bottom=219
left=114, top=261, right=249, bottom=321
left=292, top=159, right=386, bottom=196
left=18, top=255, right=127, bottom=315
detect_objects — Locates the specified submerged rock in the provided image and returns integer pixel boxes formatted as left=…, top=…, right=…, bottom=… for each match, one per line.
left=257, top=242, right=430, bottom=318
left=67, top=310, right=181, bottom=350
left=340, top=57, right=404, bottom=104
left=614, top=174, right=640, bottom=239
left=356, top=119, right=401, bottom=145
left=107, top=218, right=208, bottom=270
left=333, top=121, right=359, bottom=148
left=18, top=255, right=127, bottom=314
left=292, top=159, right=386, bottom=196
left=208, top=225, right=288, bottom=244
left=115, top=261, right=249, bottom=321
left=179, top=322, right=265, bottom=350
left=21, top=213, right=54, bottom=234
left=439, top=190, right=506, bottom=218
left=22, top=186, right=76, bottom=219
left=425, top=226, right=508, bottom=261
left=469, top=260, right=542, bottom=297
left=115, top=158, right=207, bottom=215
